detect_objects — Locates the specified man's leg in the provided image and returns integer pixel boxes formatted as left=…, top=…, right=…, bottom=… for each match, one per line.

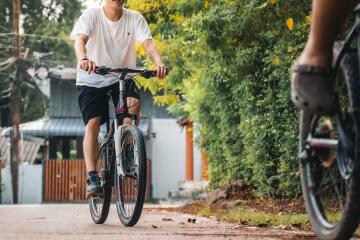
left=83, top=116, right=103, bottom=197
left=83, top=116, right=101, bottom=171
left=123, top=97, right=141, bottom=125
left=298, top=0, right=358, bottom=67
left=292, top=0, right=359, bottom=114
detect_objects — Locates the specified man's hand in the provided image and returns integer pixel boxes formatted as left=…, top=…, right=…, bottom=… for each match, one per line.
left=74, top=34, right=95, bottom=74
left=156, top=64, right=168, bottom=79
left=80, top=59, right=96, bottom=74
left=142, top=39, right=168, bottom=79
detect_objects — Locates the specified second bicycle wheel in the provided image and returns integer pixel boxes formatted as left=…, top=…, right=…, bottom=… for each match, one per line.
left=299, top=52, right=360, bottom=240
left=89, top=134, right=113, bottom=224
left=115, top=125, right=147, bottom=227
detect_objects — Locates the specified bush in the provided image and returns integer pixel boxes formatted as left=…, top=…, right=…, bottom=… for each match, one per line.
left=131, top=0, right=312, bottom=197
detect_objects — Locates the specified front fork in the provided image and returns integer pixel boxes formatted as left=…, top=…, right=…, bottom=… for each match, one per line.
left=114, top=118, right=129, bottom=177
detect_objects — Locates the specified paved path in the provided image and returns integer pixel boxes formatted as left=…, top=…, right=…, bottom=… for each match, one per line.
left=0, top=204, right=316, bottom=240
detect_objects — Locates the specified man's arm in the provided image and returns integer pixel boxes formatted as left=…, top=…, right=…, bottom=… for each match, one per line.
left=74, top=34, right=96, bottom=74
left=142, top=39, right=167, bottom=78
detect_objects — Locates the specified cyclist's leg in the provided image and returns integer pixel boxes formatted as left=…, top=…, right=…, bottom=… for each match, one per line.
left=78, top=85, right=109, bottom=172
left=292, top=0, right=359, bottom=114
left=83, top=117, right=103, bottom=197
left=83, top=117, right=101, bottom=172
left=78, top=85, right=109, bottom=196
left=124, top=97, right=140, bottom=125
left=298, top=0, right=358, bottom=67
left=111, top=80, right=141, bottom=126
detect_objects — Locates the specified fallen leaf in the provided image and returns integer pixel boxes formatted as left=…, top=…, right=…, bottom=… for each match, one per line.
left=257, top=223, right=269, bottom=227
left=291, top=223, right=302, bottom=229
left=240, top=220, right=249, bottom=225
left=232, top=225, right=242, bottom=230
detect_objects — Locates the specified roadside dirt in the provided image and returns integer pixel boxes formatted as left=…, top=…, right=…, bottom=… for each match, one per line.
left=177, top=180, right=305, bottom=215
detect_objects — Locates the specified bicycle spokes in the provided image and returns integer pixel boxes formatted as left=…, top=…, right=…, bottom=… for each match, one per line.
left=116, top=132, right=140, bottom=219
left=304, top=114, right=355, bottom=225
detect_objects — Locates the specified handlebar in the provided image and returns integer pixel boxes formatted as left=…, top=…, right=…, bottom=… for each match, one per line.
left=95, top=66, right=157, bottom=79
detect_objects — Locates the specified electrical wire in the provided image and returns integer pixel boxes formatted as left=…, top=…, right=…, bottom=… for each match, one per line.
left=0, top=32, right=72, bottom=41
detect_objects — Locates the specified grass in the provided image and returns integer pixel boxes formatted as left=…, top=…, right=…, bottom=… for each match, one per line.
left=196, top=206, right=311, bottom=230
left=185, top=204, right=360, bottom=236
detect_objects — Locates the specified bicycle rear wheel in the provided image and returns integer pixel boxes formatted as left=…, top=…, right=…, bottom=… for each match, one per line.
left=89, top=134, right=112, bottom=224
left=299, top=52, right=360, bottom=240
left=115, top=125, right=147, bottom=227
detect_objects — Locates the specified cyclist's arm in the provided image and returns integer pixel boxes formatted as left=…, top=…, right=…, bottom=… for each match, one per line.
left=74, top=34, right=96, bottom=74
left=142, top=39, right=167, bottom=78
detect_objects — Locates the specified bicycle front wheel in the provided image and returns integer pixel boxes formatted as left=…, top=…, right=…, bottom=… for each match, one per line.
left=299, top=51, right=360, bottom=240
left=115, top=125, right=147, bottom=227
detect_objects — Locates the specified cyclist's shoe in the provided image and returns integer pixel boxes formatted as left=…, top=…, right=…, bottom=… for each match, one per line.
left=291, top=64, right=338, bottom=115
left=86, top=174, right=103, bottom=198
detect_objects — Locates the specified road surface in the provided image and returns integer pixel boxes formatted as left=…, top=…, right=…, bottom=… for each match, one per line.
left=0, top=204, right=317, bottom=240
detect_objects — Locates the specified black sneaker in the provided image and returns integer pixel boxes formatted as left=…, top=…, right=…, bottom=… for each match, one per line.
left=86, top=174, right=103, bottom=198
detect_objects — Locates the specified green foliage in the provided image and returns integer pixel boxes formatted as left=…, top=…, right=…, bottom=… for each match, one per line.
left=132, top=0, right=313, bottom=197
left=0, top=0, right=83, bottom=126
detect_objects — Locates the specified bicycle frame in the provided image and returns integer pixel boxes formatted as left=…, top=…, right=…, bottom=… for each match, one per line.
left=99, top=72, right=139, bottom=179
left=332, top=11, right=360, bottom=72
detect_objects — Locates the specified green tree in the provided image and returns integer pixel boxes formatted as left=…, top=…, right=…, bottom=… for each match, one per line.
left=0, top=0, right=83, bottom=126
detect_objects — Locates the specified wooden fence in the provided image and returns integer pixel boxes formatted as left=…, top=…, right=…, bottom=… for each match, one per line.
left=44, top=159, right=152, bottom=202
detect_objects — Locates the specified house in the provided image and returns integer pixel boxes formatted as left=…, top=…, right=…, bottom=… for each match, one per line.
left=1, top=67, right=203, bottom=203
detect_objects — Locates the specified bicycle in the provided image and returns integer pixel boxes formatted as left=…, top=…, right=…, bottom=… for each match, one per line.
left=88, top=66, right=156, bottom=227
left=298, top=4, right=360, bottom=240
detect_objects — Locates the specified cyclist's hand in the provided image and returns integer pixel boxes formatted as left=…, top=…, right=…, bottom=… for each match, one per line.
left=80, top=59, right=96, bottom=74
left=156, top=64, right=168, bottom=79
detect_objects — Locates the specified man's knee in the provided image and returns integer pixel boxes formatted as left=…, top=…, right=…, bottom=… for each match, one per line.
left=85, top=117, right=101, bottom=137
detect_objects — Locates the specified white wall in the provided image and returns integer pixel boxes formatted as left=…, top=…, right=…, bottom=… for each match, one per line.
left=1, top=167, right=13, bottom=204
left=1, top=165, right=43, bottom=204
left=149, top=119, right=201, bottom=199
left=18, top=165, right=43, bottom=203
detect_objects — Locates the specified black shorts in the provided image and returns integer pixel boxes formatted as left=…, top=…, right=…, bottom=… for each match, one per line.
left=77, top=80, right=140, bottom=126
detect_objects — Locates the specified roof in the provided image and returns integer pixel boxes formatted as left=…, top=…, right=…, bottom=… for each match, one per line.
left=49, top=67, right=77, bottom=80
left=0, top=134, right=42, bottom=165
left=1, top=117, right=151, bottom=138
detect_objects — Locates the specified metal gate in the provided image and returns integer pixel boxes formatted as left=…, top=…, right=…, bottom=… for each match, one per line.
left=44, top=159, right=152, bottom=202
left=44, top=159, right=86, bottom=201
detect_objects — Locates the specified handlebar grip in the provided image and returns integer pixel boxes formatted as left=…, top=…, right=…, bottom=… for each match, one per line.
left=95, top=66, right=110, bottom=75
left=141, top=70, right=157, bottom=79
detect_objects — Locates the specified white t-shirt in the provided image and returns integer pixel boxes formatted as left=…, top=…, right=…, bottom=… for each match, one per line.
left=70, top=7, right=152, bottom=87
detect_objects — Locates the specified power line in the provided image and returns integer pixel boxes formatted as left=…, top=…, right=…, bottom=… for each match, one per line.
left=0, top=32, right=72, bottom=41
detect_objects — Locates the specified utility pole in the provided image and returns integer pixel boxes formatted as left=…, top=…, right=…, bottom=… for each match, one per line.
left=10, top=0, right=21, bottom=204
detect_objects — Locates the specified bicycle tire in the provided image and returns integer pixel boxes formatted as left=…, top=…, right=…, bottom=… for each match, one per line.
left=299, top=52, right=360, bottom=240
left=115, top=125, right=147, bottom=227
left=89, top=135, right=112, bottom=224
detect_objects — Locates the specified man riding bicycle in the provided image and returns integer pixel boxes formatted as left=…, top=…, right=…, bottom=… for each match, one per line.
left=70, top=0, right=167, bottom=197
left=291, top=0, right=358, bottom=114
